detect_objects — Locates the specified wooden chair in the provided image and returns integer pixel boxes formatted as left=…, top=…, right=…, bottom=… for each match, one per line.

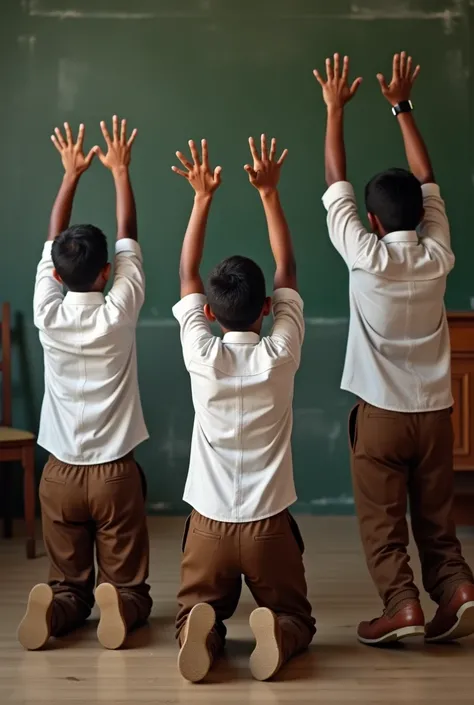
left=0, top=302, right=36, bottom=558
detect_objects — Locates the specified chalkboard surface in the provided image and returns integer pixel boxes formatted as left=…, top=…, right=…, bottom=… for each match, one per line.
left=1, top=0, right=472, bottom=514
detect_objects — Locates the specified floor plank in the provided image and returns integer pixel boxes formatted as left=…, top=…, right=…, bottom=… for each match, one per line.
left=1, top=517, right=474, bottom=703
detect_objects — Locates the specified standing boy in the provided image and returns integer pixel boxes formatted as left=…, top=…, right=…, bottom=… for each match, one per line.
left=18, top=117, right=152, bottom=650
left=171, top=137, right=315, bottom=681
left=314, top=52, right=474, bottom=645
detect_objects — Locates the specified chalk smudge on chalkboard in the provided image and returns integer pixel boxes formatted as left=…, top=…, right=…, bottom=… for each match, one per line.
left=294, top=409, right=342, bottom=451
left=17, top=35, right=36, bottom=55
left=310, top=495, right=354, bottom=507
left=58, top=58, right=87, bottom=112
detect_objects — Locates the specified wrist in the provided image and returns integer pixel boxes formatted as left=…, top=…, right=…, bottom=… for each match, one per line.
left=327, top=105, right=344, bottom=119
left=63, top=171, right=80, bottom=186
left=194, top=192, right=213, bottom=205
left=112, top=165, right=129, bottom=180
left=259, top=187, right=279, bottom=200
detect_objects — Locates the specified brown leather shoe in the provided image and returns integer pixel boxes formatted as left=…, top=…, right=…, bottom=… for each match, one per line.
left=358, top=601, right=425, bottom=646
left=425, top=583, right=474, bottom=643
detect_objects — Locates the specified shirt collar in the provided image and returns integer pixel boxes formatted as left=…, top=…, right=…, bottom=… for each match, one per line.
left=64, top=291, right=105, bottom=305
left=381, top=231, right=418, bottom=245
left=223, top=331, right=260, bottom=344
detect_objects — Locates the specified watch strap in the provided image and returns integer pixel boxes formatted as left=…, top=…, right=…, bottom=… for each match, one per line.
left=392, top=100, right=413, bottom=117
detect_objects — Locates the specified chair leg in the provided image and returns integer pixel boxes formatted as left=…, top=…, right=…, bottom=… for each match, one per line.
left=22, top=445, right=36, bottom=559
left=0, top=462, right=13, bottom=539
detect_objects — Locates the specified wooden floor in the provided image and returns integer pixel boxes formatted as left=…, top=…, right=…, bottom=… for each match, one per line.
left=1, top=517, right=474, bottom=704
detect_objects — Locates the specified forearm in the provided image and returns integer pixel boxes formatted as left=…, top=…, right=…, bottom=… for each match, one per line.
left=113, top=167, right=137, bottom=241
left=397, top=112, right=435, bottom=184
left=325, top=108, right=347, bottom=186
left=47, top=173, right=80, bottom=240
left=260, top=190, right=297, bottom=290
left=179, top=193, right=212, bottom=296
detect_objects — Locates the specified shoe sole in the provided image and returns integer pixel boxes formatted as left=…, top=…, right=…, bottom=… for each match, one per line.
left=178, top=603, right=215, bottom=683
left=358, top=625, right=425, bottom=646
left=96, top=583, right=127, bottom=650
left=249, top=608, right=282, bottom=681
left=425, top=601, right=474, bottom=643
left=17, top=583, right=53, bottom=650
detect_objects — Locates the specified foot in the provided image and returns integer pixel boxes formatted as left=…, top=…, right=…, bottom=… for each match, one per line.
left=249, top=607, right=283, bottom=681
left=95, top=583, right=127, bottom=650
left=425, top=583, right=474, bottom=643
left=178, top=603, right=216, bottom=683
left=17, top=583, right=53, bottom=650
left=357, top=601, right=425, bottom=646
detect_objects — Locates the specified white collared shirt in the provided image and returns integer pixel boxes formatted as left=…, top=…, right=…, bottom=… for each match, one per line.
left=172, top=288, right=304, bottom=522
left=323, top=181, right=455, bottom=412
left=33, top=239, right=149, bottom=464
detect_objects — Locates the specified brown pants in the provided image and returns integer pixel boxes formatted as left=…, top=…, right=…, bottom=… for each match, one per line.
left=39, top=454, right=152, bottom=636
left=176, top=510, right=315, bottom=662
left=350, top=402, right=474, bottom=615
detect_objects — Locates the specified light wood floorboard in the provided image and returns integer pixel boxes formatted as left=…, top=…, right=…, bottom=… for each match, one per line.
left=1, top=517, right=474, bottom=704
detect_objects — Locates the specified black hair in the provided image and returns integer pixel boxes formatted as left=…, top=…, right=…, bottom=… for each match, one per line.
left=52, top=224, right=108, bottom=292
left=365, top=168, right=423, bottom=233
left=207, top=255, right=266, bottom=331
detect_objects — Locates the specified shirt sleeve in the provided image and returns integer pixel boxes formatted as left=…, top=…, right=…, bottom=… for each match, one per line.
left=33, top=241, right=64, bottom=331
left=268, top=288, right=305, bottom=368
left=322, top=181, right=379, bottom=270
left=172, top=293, right=214, bottom=369
left=105, top=239, right=145, bottom=324
left=418, top=183, right=455, bottom=273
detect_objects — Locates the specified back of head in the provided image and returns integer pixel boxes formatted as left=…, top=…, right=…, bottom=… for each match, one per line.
left=365, top=168, right=423, bottom=234
left=207, top=255, right=266, bottom=331
left=52, top=224, right=108, bottom=292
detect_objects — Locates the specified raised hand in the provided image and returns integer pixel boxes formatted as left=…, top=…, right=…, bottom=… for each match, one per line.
left=94, top=115, right=137, bottom=173
left=377, top=52, right=420, bottom=106
left=51, top=123, right=95, bottom=177
left=172, top=139, right=222, bottom=196
left=244, top=135, right=288, bottom=195
left=313, top=54, right=362, bottom=110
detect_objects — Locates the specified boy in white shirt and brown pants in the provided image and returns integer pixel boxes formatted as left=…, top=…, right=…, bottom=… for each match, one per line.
left=18, top=117, right=152, bottom=650
left=314, top=52, right=474, bottom=645
left=171, top=136, right=315, bottom=681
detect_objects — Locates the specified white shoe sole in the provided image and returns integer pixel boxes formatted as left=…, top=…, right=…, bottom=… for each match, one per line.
left=96, top=583, right=127, bottom=650
left=178, top=603, right=215, bottom=683
left=358, top=625, right=425, bottom=646
left=249, top=608, right=282, bottom=681
left=426, top=601, right=474, bottom=643
left=17, top=584, right=53, bottom=650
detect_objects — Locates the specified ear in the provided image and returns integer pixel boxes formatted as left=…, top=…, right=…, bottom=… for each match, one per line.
left=262, top=296, right=272, bottom=317
left=52, top=269, right=63, bottom=284
left=102, top=263, right=112, bottom=282
left=204, top=303, right=216, bottom=322
left=367, top=212, right=378, bottom=234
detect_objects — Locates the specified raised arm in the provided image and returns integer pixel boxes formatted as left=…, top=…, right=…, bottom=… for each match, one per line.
left=172, top=139, right=221, bottom=298
left=94, top=115, right=138, bottom=240
left=48, top=123, right=95, bottom=240
left=244, top=135, right=296, bottom=291
left=314, top=54, right=362, bottom=187
left=377, top=52, right=434, bottom=184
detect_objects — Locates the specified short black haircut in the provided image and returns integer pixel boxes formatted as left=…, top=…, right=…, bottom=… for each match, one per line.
left=365, top=168, right=423, bottom=233
left=207, top=255, right=266, bottom=331
left=52, top=224, right=108, bottom=292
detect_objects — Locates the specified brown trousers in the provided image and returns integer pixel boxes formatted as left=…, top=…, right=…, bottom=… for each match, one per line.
left=350, top=402, right=474, bottom=616
left=40, top=454, right=152, bottom=636
left=176, top=510, right=316, bottom=662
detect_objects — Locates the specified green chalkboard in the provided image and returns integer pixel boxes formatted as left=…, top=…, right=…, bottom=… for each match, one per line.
left=1, top=0, right=473, bottom=514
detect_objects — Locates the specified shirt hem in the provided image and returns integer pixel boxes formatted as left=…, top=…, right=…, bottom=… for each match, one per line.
left=37, top=433, right=149, bottom=466
left=183, top=496, right=297, bottom=523
left=343, top=386, right=453, bottom=413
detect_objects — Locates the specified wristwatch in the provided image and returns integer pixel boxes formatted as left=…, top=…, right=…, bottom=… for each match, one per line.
left=392, top=100, right=413, bottom=117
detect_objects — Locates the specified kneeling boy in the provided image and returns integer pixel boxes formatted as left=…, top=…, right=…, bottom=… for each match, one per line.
left=171, top=136, right=315, bottom=682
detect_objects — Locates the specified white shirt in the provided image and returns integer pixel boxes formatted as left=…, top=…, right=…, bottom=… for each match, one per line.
left=323, top=181, right=455, bottom=412
left=172, top=288, right=304, bottom=522
left=33, top=239, right=149, bottom=464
